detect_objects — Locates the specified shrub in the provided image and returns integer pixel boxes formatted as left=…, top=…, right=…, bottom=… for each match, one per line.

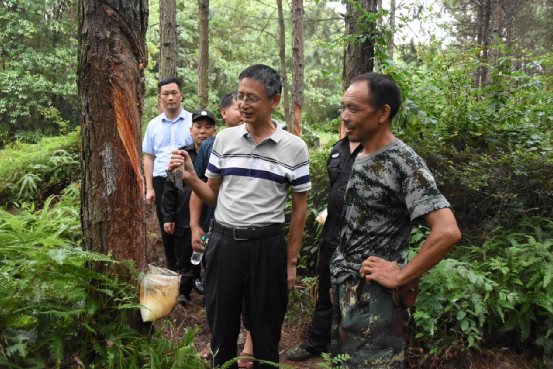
left=0, top=190, right=205, bottom=368
left=0, top=129, right=80, bottom=205
left=408, top=218, right=553, bottom=363
left=416, top=143, right=553, bottom=243
left=296, top=144, right=332, bottom=273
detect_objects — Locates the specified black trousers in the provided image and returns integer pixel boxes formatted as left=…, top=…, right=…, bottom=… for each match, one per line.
left=174, top=226, right=201, bottom=295
left=204, top=231, right=288, bottom=369
left=301, top=240, right=337, bottom=354
left=153, top=176, right=176, bottom=270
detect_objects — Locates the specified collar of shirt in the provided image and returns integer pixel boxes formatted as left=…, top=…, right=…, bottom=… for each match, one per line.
left=239, top=119, right=283, bottom=143
left=336, top=135, right=363, bottom=158
left=161, top=108, right=187, bottom=124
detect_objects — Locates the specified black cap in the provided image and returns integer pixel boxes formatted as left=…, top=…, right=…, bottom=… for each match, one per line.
left=192, top=109, right=216, bottom=125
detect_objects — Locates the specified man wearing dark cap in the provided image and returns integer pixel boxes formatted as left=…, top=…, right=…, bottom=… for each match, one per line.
left=161, top=109, right=216, bottom=300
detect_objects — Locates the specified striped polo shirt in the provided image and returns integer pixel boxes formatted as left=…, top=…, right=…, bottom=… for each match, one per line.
left=205, top=120, right=311, bottom=228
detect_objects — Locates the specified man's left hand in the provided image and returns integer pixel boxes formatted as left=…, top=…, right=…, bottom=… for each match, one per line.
left=360, top=256, right=401, bottom=289
left=287, top=264, right=296, bottom=292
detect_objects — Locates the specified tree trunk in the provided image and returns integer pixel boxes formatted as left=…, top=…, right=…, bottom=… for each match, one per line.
left=388, top=0, right=395, bottom=59
left=487, top=0, right=503, bottom=67
left=342, top=0, right=378, bottom=91
left=474, top=0, right=484, bottom=89
left=277, top=0, right=291, bottom=131
left=481, top=0, right=492, bottom=84
left=198, top=0, right=209, bottom=109
left=159, top=0, right=177, bottom=80
left=374, top=0, right=382, bottom=70
left=291, top=0, right=303, bottom=137
left=77, top=0, right=147, bottom=271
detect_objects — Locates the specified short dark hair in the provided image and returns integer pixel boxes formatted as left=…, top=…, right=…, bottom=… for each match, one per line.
left=350, top=72, right=402, bottom=121
left=158, top=77, right=182, bottom=93
left=219, top=92, right=236, bottom=110
left=238, top=64, right=282, bottom=98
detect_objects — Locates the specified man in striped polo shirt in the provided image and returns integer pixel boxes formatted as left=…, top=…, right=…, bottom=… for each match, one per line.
left=170, top=64, right=310, bottom=369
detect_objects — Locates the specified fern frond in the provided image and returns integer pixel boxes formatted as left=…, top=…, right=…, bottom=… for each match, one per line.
left=544, top=264, right=553, bottom=288
left=50, top=334, right=64, bottom=365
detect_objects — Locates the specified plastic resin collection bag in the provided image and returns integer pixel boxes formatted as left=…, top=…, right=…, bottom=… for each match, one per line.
left=139, top=264, right=180, bottom=322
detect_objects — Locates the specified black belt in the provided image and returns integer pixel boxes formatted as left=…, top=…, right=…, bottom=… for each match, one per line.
left=212, top=221, right=283, bottom=241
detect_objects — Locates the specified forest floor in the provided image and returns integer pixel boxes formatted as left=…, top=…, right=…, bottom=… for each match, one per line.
left=144, top=206, right=536, bottom=369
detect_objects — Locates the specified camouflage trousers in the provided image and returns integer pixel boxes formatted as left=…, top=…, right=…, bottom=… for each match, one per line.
left=331, top=278, right=407, bottom=368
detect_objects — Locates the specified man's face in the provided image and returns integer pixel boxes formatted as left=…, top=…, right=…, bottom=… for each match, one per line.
left=237, top=78, right=280, bottom=126
left=190, top=119, right=216, bottom=146
left=221, top=100, right=242, bottom=128
left=159, top=83, right=183, bottom=114
left=341, top=81, right=383, bottom=143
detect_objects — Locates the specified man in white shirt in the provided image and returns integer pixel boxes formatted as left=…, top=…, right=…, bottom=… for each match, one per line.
left=142, top=77, right=193, bottom=270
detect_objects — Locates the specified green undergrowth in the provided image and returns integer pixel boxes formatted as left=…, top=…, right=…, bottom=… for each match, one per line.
left=2, top=136, right=553, bottom=366
left=0, top=129, right=80, bottom=205
left=407, top=218, right=553, bottom=366
left=0, top=188, right=205, bottom=368
left=415, top=142, right=553, bottom=243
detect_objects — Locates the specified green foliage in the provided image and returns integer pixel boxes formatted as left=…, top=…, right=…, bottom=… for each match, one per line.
left=388, top=45, right=553, bottom=153
left=0, top=0, right=78, bottom=145
left=318, top=352, right=351, bottom=368
left=409, top=218, right=553, bottom=361
left=363, top=34, right=553, bottom=240
left=296, top=144, right=333, bottom=272
left=285, top=142, right=335, bottom=325
left=144, top=0, right=344, bottom=129
left=219, top=356, right=295, bottom=369
left=301, top=126, right=322, bottom=149
left=442, top=0, right=553, bottom=57
left=417, top=141, right=553, bottom=241
left=0, top=190, right=205, bottom=368
left=0, top=129, right=80, bottom=204
left=287, top=276, right=318, bottom=326
left=411, top=258, right=504, bottom=353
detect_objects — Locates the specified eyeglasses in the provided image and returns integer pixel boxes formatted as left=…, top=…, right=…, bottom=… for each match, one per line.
left=236, top=95, right=267, bottom=105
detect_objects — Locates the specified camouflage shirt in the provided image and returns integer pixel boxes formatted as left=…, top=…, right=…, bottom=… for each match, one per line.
left=330, top=139, right=450, bottom=285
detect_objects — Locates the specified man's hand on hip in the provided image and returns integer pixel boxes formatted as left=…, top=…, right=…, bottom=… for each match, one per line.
left=360, top=256, right=401, bottom=289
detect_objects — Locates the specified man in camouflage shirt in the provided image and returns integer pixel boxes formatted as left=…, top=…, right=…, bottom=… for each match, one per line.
left=330, top=72, right=461, bottom=368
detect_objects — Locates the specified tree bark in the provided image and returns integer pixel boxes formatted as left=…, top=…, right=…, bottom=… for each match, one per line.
left=159, top=0, right=177, bottom=80
left=277, top=0, right=291, bottom=131
left=374, top=0, right=382, bottom=70
left=487, top=0, right=503, bottom=67
left=474, top=0, right=484, bottom=89
left=77, top=0, right=147, bottom=272
left=198, top=0, right=209, bottom=109
left=388, top=0, right=395, bottom=59
left=481, top=0, right=492, bottom=84
left=342, top=0, right=378, bottom=91
left=291, top=0, right=303, bottom=136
